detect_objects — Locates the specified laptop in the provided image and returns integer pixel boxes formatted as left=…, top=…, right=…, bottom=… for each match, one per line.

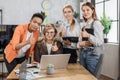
left=40, top=54, right=70, bottom=69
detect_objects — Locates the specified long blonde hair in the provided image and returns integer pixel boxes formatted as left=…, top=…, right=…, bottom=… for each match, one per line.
left=63, top=5, right=75, bottom=32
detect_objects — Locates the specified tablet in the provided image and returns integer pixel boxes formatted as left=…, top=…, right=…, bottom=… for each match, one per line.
left=82, top=28, right=94, bottom=41
left=62, top=37, right=79, bottom=43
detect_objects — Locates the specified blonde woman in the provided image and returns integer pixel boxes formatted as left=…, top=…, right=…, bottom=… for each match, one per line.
left=61, top=5, right=80, bottom=63
left=34, top=23, right=63, bottom=63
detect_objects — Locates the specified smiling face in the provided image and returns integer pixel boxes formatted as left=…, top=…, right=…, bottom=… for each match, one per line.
left=43, top=24, right=57, bottom=41
left=63, top=6, right=74, bottom=21
left=45, top=28, right=55, bottom=41
left=82, top=5, right=94, bottom=21
left=29, top=17, right=42, bottom=32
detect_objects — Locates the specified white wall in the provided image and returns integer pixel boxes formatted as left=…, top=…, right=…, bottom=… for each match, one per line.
left=102, top=43, right=119, bottom=80
left=0, top=0, right=80, bottom=25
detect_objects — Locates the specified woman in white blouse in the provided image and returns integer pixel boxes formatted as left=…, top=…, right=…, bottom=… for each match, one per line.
left=77, top=2, right=104, bottom=75
left=61, top=5, right=80, bottom=63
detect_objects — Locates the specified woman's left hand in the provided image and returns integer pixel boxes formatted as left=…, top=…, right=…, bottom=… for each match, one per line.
left=79, top=41, right=92, bottom=47
left=51, top=42, right=58, bottom=52
left=81, top=28, right=90, bottom=38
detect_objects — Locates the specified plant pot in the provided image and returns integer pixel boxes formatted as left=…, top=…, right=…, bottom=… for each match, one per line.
left=47, top=68, right=54, bottom=75
left=104, top=38, right=108, bottom=43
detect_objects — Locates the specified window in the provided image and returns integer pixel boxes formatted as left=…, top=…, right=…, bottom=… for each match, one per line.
left=96, top=0, right=104, bottom=3
left=95, top=0, right=119, bottom=43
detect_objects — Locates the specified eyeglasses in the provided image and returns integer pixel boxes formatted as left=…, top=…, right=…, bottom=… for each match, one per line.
left=46, top=31, right=55, bottom=35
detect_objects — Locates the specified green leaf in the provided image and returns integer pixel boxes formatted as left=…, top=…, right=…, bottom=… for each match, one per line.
left=100, top=12, right=112, bottom=37
left=73, top=11, right=79, bottom=19
left=40, top=11, right=46, bottom=18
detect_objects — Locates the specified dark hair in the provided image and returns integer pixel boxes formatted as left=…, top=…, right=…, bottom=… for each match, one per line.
left=82, top=2, right=97, bottom=22
left=31, top=13, right=44, bottom=22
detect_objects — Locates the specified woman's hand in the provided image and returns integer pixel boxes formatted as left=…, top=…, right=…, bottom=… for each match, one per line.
left=61, top=27, right=66, bottom=36
left=63, top=39, right=71, bottom=45
left=51, top=42, right=58, bottom=52
left=81, top=28, right=90, bottom=38
left=79, top=41, right=92, bottom=47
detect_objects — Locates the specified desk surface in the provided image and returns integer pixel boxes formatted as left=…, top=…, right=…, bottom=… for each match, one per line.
left=7, top=63, right=97, bottom=80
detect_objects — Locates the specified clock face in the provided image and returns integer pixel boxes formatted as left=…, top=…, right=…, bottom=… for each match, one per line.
left=41, top=0, right=52, bottom=10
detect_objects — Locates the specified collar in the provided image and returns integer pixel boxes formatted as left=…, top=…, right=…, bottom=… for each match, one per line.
left=85, top=19, right=94, bottom=26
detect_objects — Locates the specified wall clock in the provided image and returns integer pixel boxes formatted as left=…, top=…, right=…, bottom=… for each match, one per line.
left=41, top=0, right=52, bottom=10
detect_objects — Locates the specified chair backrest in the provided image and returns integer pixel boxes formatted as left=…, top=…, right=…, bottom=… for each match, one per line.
left=93, top=54, right=104, bottom=79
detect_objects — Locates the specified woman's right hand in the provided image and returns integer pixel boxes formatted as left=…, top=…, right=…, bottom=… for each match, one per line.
left=61, top=27, right=66, bottom=36
left=63, top=39, right=71, bottom=45
left=52, top=42, right=58, bottom=52
left=79, top=41, right=92, bottom=47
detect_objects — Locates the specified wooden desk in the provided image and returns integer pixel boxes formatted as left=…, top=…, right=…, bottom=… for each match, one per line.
left=7, top=63, right=97, bottom=80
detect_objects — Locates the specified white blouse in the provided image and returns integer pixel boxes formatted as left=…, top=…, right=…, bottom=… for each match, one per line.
left=63, top=20, right=81, bottom=49
left=79, top=19, right=104, bottom=46
left=46, top=43, right=52, bottom=55
left=16, top=31, right=33, bottom=58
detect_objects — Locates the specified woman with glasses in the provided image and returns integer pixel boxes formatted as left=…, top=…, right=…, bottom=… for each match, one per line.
left=33, top=23, right=63, bottom=63
left=61, top=5, right=80, bottom=63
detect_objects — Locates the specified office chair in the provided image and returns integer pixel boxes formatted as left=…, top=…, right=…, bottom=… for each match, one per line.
left=93, top=54, right=104, bottom=79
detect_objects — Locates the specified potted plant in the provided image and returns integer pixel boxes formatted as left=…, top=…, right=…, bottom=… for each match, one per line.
left=40, top=11, right=47, bottom=18
left=46, top=64, right=54, bottom=75
left=100, top=13, right=112, bottom=43
left=73, top=11, right=80, bottom=19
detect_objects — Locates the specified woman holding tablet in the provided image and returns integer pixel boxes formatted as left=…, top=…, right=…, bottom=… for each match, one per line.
left=61, top=5, right=80, bottom=63
left=78, top=2, right=104, bottom=75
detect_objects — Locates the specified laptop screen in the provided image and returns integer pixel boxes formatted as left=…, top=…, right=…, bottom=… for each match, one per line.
left=40, top=54, right=70, bottom=69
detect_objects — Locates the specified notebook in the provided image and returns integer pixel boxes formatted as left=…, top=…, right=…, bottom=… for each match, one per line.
left=40, top=54, right=70, bottom=69
left=15, top=59, right=45, bottom=79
